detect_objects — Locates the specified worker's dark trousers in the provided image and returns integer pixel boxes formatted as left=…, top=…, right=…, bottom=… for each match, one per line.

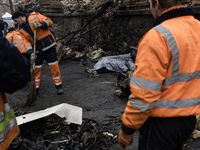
left=138, top=116, right=196, bottom=150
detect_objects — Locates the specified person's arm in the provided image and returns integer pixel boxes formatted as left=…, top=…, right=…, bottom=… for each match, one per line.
left=31, top=12, right=53, bottom=29
left=0, top=37, right=30, bottom=94
left=36, top=12, right=53, bottom=28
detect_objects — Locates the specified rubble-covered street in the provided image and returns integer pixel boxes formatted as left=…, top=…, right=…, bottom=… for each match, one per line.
left=2, top=1, right=200, bottom=149
left=6, top=59, right=200, bottom=150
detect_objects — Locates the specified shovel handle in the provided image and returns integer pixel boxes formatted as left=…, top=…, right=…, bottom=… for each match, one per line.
left=33, top=28, right=36, bottom=70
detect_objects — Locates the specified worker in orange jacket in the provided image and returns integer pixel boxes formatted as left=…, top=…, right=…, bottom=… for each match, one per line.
left=12, top=11, right=63, bottom=95
left=118, top=0, right=200, bottom=149
left=6, top=27, right=31, bottom=59
left=0, top=38, right=30, bottom=149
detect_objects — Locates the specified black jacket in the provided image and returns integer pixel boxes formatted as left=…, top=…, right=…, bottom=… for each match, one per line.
left=0, top=38, right=30, bottom=94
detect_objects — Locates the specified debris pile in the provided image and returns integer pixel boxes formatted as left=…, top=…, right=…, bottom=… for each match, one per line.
left=14, top=0, right=200, bottom=14
left=61, top=0, right=106, bottom=13
left=10, top=114, right=120, bottom=150
left=56, top=42, right=119, bottom=62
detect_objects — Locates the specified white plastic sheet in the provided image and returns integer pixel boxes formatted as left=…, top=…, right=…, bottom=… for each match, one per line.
left=16, top=103, right=82, bottom=125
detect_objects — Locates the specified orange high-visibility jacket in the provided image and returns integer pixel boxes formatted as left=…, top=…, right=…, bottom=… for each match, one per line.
left=18, top=12, right=56, bottom=55
left=0, top=92, right=20, bottom=150
left=122, top=6, right=200, bottom=130
left=6, top=30, right=32, bottom=54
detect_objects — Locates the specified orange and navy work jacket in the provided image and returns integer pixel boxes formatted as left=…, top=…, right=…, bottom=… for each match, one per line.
left=6, top=30, right=32, bottom=54
left=18, top=12, right=56, bottom=55
left=0, top=92, right=20, bottom=150
left=122, top=6, right=200, bottom=134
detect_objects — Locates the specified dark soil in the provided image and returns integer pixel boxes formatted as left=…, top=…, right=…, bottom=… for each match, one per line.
left=7, top=60, right=200, bottom=150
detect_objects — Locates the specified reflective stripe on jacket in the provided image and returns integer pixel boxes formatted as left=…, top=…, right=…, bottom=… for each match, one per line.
left=19, top=12, right=56, bottom=54
left=122, top=6, right=200, bottom=130
left=0, top=92, right=19, bottom=150
left=6, top=30, right=32, bottom=54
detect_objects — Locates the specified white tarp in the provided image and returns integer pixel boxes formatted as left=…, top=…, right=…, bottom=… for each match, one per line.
left=16, top=103, right=83, bottom=125
left=2, top=12, right=12, bottom=18
left=2, top=12, right=14, bottom=28
left=92, top=53, right=135, bottom=72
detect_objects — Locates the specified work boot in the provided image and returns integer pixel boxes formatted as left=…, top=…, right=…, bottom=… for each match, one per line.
left=57, top=88, right=63, bottom=95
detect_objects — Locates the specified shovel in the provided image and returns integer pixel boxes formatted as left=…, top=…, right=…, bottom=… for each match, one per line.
left=25, top=28, right=37, bottom=106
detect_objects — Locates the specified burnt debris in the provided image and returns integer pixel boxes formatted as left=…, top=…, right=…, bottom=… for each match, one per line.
left=9, top=114, right=120, bottom=150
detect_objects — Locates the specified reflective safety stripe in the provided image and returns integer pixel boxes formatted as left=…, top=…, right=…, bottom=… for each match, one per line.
left=55, top=82, right=62, bottom=86
left=129, top=96, right=200, bottom=111
left=0, top=109, right=15, bottom=134
left=130, top=76, right=162, bottom=92
left=13, top=39, right=22, bottom=43
left=163, top=70, right=200, bottom=86
left=28, top=16, right=38, bottom=23
left=42, top=42, right=56, bottom=51
left=14, top=43, right=23, bottom=47
left=48, top=61, right=58, bottom=66
left=153, top=25, right=200, bottom=86
left=48, top=19, right=53, bottom=25
left=0, top=118, right=17, bottom=143
left=35, top=79, right=40, bottom=82
left=19, top=29, right=23, bottom=33
left=44, top=19, right=53, bottom=25
left=4, top=103, right=11, bottom=113
left=35, top=65, right=42, bottom=68
left=53, top=76, right=61, bottom=80
left=153, top=25, right=180, bottom=86
left=0, top=107, right=17, bottom=143
left=25, top=43, right=31, bottom=46
left=155, top=97, right=200, bottom=109
left=26, top=47, right=32, bottom=51
left=44, top=20, right=49, bottom=26
left=0, top=104, right=11, bottom=122
left=129, top=96, right=154, bottom=111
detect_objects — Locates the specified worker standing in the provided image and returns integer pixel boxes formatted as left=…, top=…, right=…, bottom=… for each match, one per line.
left=0, top=17, right=8, bottom=37
left=118, top=0, right=200, bottom=149
left=12, top=11, right=63, bottom=95
left=0, top=37, right=30, bottom=149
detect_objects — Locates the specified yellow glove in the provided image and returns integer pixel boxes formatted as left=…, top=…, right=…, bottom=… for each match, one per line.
left=30, top=53, right=36, bottom=63
left=31, top=22, right=42, bottom=29
left=118, top=130, right=133, bottom=149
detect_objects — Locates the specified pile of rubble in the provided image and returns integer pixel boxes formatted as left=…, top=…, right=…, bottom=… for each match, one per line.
left=9, top=113, right=119, bottom=150
left=61, top=0, right=107, bottom=13
left=14, top=0, right=200, bottom=14
left=56, top=42, right=120, bottom=63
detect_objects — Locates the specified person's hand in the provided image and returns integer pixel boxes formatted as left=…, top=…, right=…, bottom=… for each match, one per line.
left=30, top=53, right=36, bottom=63
left=118, top=130, right=133, bottom=149
left=31, top=22, right=42, bottom=29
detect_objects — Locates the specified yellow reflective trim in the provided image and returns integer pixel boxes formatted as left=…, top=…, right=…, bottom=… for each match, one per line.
left=0, top=109, right=15, bottom=134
